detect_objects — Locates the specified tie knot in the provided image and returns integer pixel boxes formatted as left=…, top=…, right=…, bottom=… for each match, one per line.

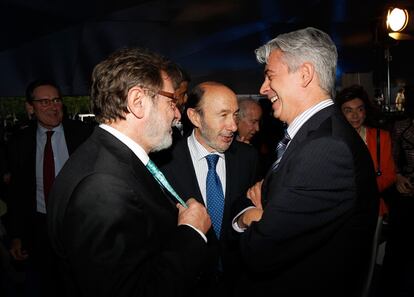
left=46, top=130, right=54, bottom=139
left=281, top=131, right=291, bottom=145
left=206, top=154, right=219, bottom=170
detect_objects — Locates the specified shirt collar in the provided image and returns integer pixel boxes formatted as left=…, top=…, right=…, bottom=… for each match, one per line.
left=188, top=130, right=225, bottom=161
left=37, top=122, right=63, bottom=136
left=287, top=99, right=334, bottom=139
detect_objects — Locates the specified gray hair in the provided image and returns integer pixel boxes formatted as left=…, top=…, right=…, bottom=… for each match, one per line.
left=237, top=97, right=261, bottom=119
left=255, top=27, right=337, bottom=97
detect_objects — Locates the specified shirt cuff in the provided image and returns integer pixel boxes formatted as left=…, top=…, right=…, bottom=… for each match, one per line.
left=232, top=206, right=256, bottom=232
left=183, top=224, right=208, bottom=243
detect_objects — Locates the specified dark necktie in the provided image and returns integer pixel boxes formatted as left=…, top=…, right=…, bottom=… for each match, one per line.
left=146, top=159, right=187, bottom=208
left=272, top=130, right=291, bottom=169
left=205, top=154, right=225, bottom=238
left=43, top=130, right=55, bottom=203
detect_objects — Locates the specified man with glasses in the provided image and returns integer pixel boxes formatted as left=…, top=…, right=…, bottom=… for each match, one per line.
left=47, top=48, right=211, bottom=297
left=7, top=79, right=92, bottom=297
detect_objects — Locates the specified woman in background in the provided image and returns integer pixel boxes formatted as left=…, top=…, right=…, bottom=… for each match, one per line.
left=336, top=84, right=396, bottom=216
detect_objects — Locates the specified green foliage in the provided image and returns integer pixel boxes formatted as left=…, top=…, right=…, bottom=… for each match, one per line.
left=63, top=96, right=92, bottom=117
left=0, top=97, right=26, bottom=119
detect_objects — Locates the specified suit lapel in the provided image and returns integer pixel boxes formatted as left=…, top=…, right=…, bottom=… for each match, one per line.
left=181, top=141, right=204, bottom=205
left=224, top=144, right=237, bottom=204
left=96, top=128, right=177, bottom=211
left=264, top=106, right=334, bottom=183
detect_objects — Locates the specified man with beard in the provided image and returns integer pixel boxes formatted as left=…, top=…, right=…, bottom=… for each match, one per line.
left=47, top=48, right=211, bottom=297
left=160, top=81, right=259, bottom=297
left=7, top=79, right=92, bottom=297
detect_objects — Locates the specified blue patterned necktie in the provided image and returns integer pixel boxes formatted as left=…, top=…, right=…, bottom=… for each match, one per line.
left=146, top=160, right=188, bottom=208
left=273, top=130, right=291, bottom=169
left=205, top=154, right=225, bottom=238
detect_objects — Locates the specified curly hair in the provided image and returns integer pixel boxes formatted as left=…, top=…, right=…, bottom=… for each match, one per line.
left=91, top=48, right=167, bottom=124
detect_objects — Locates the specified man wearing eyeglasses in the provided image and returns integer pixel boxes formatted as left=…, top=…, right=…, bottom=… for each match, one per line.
left=47, top=48, right=211, bottom=297
left=7, top=79, right=92, bottom=297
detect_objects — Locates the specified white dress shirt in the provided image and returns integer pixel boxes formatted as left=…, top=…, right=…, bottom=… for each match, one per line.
left=187, top=130, right=226, bottom=205
left=36, top=123, right=69, bottom=214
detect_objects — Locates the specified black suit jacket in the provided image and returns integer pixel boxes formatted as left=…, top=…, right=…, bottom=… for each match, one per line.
left=238, top=106, right=379, bottom=297
left=160, top=136, right=258, bottom=293
left=7, top=119, right=92, bottom=253
left=47, top=127, right=209, bottom=297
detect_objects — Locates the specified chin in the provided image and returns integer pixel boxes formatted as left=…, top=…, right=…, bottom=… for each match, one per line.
left=151, top=136, right=173, bottom=153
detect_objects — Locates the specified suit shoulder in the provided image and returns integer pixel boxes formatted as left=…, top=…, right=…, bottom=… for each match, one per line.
left=63, top=119, right=93, bottom=137
left=230, top=140, right=258, bottom=156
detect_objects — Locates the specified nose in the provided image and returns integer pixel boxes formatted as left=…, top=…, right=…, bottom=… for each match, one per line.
left=173, top=105, right=181, bottom=121
left=259, top=78, right=270, bottom=96
left=254, top=122, right=260, bottom=132
left=228, top=117, right=238, bottom=132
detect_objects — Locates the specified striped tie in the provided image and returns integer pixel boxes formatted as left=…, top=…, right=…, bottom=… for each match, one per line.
left=273, top=131, right=291, bottom=169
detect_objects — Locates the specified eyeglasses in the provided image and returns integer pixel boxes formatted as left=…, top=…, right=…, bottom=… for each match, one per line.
left=32, top=98, right=63, bottom=106
left=158, top=90, right=177, bottom=102
left=157, top=90, right=179, bottom=110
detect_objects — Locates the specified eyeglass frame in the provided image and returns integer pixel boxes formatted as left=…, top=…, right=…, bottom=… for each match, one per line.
left=31, top=97, right=63, bottom=106
left=157, top=90, right=178, bottom=102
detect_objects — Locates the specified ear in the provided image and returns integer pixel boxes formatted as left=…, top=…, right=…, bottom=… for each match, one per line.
left=25, top=102, right=34, bottom=116
left=127, top=87, right=147, bottom=119
left=300, top=62, right=314, bottom=88
left=187, top=108, right=201, bottom=128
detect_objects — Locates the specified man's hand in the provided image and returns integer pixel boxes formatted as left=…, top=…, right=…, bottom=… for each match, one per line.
left=237, top=207, right=263, bottom=228
left=247, top=180, right=263, bottom=209
left=177, top=198, right=211, bottom=234
left=9, top=238, right=29, bottom=261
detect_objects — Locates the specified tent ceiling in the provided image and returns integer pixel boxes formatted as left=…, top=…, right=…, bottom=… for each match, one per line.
left=0, top=0, right=413, bottom=96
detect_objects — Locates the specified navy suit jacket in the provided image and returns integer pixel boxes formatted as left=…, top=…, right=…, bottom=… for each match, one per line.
left=160, top=136, right=259, bottom=285
left=47, top=127, right=209, bottom=297
left=238, top=105, right=379, bottom=297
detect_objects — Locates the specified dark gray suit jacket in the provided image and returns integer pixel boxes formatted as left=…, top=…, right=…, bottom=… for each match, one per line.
left=48, top=127, right=209, bottom=297
left=238, top=105, right=379, bottom=297
left=7, top=119, right=92, bottom=252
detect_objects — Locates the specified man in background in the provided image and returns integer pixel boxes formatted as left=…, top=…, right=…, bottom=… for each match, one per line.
left=7, top=79, right=92, bottom=296
left=236, top=97, right=262, bottom=144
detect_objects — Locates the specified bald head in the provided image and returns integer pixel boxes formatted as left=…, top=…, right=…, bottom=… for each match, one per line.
left=187, top=81, right=239, bottom=152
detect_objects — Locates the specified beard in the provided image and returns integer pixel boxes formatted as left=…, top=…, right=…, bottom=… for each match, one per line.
left=146, top=106, right=173, bottom=153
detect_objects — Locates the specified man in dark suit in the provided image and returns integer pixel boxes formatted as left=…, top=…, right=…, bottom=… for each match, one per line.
left=160, top=82, right=259, bottom=296
left=7, top=79, right=92, bottom=296
left=47, top=48, right=211, bottom=297
left=235, top=27, right=379, bottom=297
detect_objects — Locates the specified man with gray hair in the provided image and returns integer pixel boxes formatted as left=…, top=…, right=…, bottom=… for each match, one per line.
left=236, top=97, right=262, bottom=144
left=234, top=27, right=379, bottom=297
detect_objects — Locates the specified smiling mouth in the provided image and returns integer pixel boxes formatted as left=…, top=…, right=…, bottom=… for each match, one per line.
left=270, top=95, right=279, bottom=103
